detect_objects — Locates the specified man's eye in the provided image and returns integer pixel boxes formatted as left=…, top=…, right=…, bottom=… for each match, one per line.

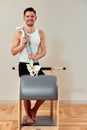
left=31, top=15, right=34, bottom=18
left=26, top=16, right=34, bottom=18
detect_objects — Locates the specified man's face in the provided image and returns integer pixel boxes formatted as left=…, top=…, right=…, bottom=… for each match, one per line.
left=24, top=11, right=37, bottom=26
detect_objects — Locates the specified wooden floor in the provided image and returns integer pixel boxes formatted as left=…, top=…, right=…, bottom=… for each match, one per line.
left=0, top=103, right=87, bottom=130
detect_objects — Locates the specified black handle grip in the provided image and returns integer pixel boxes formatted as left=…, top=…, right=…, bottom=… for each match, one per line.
left=63, top=67, right=66, bottom=70
left=12, top=67, right=15, bottom=70
left=41, top=67, right=51, bottom=70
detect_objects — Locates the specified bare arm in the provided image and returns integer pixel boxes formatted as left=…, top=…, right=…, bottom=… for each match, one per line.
left=36, top=30, right=46, bottom=60
left=11, top=30, right=29, bottom=56
left=11, top=30, right=24, bottom=55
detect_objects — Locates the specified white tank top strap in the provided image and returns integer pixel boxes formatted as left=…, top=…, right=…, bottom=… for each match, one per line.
left=16, top=25, right=25, bottom=38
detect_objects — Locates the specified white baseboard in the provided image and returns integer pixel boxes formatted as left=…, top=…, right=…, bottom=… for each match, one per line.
left=60, top=100, right=87, bottom=104
left=0, top=100, right=17, bottom=104
left=0, top=100, right=87, bottom=104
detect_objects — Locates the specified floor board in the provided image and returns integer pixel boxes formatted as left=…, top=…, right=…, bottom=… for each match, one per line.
left=0, top=103, right=87, bottom=130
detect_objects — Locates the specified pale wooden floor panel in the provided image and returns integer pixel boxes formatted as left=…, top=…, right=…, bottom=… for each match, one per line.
left=59, top=104, right=87, bottom=126
left=59, top=126, right=87, bottom=130
left=0, top=103, right=87, bottom=130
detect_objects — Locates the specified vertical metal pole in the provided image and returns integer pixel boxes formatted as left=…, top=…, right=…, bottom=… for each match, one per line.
left=50, top=68, right=54, bottom=117
left=18, top=80, right=22, bottom=130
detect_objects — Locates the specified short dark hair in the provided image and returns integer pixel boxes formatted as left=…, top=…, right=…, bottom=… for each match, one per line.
left=24, top=7, right=36, bottom=16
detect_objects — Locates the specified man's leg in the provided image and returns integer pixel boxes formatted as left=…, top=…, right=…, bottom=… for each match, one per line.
left=24, top=100, right=34, bottom=123
left=30, top=100, right=45, bottom=121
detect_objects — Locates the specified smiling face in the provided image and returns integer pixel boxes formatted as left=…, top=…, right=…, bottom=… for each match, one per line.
left=24, top=11, right=37, bottom=27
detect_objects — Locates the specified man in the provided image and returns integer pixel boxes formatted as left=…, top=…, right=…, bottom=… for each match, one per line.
left=11, top=7, right=46, bottom=124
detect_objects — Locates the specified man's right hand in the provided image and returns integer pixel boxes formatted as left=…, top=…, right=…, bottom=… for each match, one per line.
left=21, top=36, right=30, bottom=45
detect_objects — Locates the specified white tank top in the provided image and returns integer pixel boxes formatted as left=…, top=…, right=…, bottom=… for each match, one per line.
left=18, top=27, right=40, bottom=63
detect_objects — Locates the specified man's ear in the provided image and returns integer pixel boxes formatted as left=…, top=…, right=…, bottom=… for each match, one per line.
left=35, top=16, right=37, bottom=20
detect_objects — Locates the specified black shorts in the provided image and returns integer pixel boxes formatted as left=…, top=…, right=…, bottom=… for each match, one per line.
left=18, top=62, right=45, bottom=77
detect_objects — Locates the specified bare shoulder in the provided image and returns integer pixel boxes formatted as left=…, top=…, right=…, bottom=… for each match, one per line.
left=39, top=30, right=45, bottom=39
left=12, top=29, right=22, bottom=46
left=14, top=29, right=22, bottom=38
